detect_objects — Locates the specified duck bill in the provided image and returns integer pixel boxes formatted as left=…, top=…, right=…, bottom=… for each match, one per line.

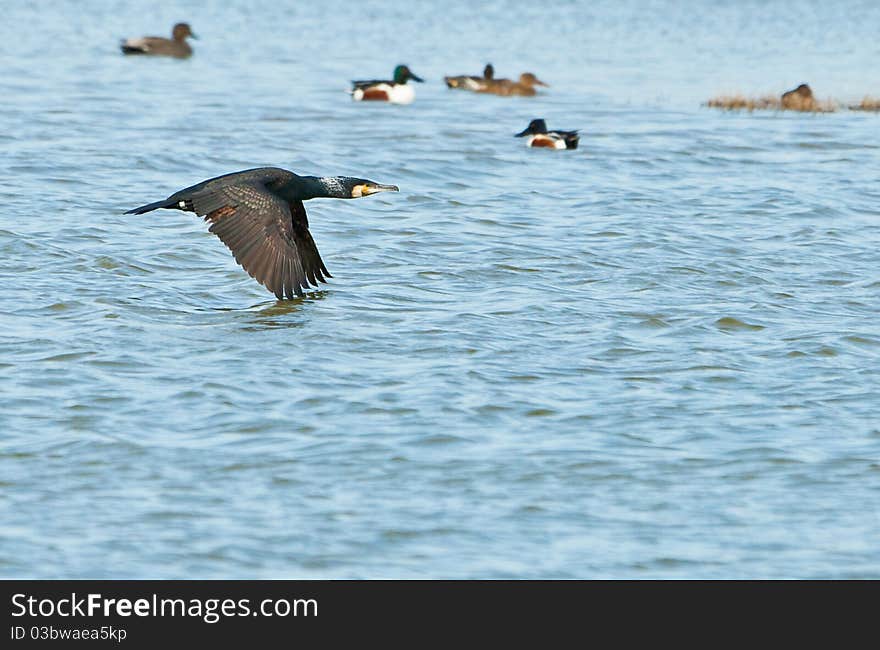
left=190, top=33, right=199, bottom=40
left=410, top=73, right=425, bottom=83
left=534, top=79, right=549, bottom=87
left=514, top=128, right=531, bottom=138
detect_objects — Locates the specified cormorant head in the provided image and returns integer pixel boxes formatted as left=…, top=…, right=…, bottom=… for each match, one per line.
left=173, top=23, right=197, bottom=40
left=484, top=64, right=494, bottom=80
left=394, top=65, right=424, bottom=84
left=340, top=178, right=400, bottom=198
left=515, top=119, right=548, bottom=137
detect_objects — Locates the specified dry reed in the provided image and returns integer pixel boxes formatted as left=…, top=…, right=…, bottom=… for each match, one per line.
left=705, top=94, right=838, bottom=113
left=849, top=97, right=880, bottom=111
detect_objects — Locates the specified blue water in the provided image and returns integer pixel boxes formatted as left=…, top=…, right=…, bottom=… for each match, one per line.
left=1, top=0, right=879, bottom=578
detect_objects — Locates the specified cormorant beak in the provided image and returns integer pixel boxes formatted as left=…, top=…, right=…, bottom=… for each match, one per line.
left=352, top=183, right=400, bottom=198
left=514, top=127, right=531, bottom=138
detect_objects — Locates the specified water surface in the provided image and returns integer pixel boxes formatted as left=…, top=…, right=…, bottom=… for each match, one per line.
left=1, top=0, right=879, bottom=578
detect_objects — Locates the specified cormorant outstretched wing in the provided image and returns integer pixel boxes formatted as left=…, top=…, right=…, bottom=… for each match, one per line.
left=129, top=170, right=330, bottom=299
left=201, top=185, right=329, bottom=299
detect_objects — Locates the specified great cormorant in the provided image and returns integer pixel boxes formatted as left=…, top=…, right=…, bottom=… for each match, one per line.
left=126, top=167, right=398, bottom=299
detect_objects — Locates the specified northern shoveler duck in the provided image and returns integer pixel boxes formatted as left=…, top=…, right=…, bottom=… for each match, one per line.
left=781, top=83, right=818, bottom=111
left=125, top=168, right=399, bottom=299
left=120, top=23, right=197, bottom=58
left=479, top=72, right=548, bottom=97
left=515, top=119, right=579, bottom=150
left=444, top=64, right=494, bottom=91
left=351, top=65, right=424, bottom=104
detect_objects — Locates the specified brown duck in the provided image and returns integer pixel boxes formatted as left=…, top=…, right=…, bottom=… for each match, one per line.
left=121, top=23, right=197, bottom=59
left=479, top=72, right=548, bottom=97
left=444, top=64, right=495, bottom=91
left=780, top=84, right=817, bottom=111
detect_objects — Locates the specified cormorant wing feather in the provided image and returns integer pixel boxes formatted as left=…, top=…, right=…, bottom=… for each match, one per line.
left=167, top=167, right=295, bottom=200
left=181, top=181, right=327, bottom=299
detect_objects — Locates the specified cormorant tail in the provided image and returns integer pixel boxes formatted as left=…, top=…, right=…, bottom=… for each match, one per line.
left=125, top=197, right=177, bottom=215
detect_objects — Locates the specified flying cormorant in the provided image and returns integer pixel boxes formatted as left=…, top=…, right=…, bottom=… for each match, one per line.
left=126, top=167, right=398, bottom=299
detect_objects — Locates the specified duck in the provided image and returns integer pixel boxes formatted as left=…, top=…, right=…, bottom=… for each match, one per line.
left=780, top=83, right=818, bottom=111
left=125, top=168, right=399, bottom=299
left=351, top=65, right=424, bottom=104
left=479, top=72, right=548, bottom=97
left=515, top=119, right=579, bottom=150
left=444, top=64, right=494, bottom=91
left=120, top=23, right=197, bottom=59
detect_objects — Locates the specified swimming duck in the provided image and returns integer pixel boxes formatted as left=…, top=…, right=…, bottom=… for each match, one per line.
left=125, top=167, right=399, bottom=299
left=351, top=65, right=424, bottom=104
left=515, top=119, right=579, bottom=150
left=120, top=23, right=197, bottom=59
left=780, top=83, right=818, bottom=111
left=444, top=64, right=494, bottom=91
left=480, top=72, right=548, bottom=97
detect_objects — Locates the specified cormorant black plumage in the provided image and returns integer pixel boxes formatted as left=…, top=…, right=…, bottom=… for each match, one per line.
left=125, top=167, right=398, bottom=299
